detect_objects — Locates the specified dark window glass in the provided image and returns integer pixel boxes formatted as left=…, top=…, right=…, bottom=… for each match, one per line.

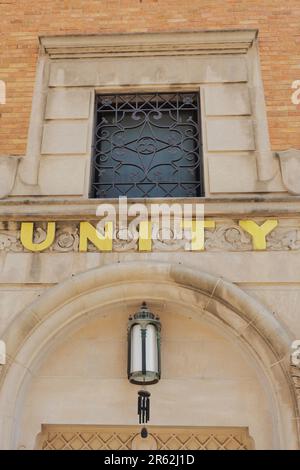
left=90, top=92, right=204, bottom=198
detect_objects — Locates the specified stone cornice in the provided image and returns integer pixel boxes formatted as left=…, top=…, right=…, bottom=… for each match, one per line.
left=39, top=30, right=258, bottom=59
left=0, top=197, right=300, bottom=220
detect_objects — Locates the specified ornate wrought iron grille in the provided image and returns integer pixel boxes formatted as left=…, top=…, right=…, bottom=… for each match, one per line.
left=90, top=92, right=204, bottom=198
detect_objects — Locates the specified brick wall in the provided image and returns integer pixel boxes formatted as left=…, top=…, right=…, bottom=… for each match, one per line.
left=0, top=0, right=299, bottom=156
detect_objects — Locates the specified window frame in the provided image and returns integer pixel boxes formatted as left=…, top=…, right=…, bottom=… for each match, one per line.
left=15, top=30, right=278, bottom=199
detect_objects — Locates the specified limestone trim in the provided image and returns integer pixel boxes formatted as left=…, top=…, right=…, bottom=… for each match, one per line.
left=0, top=261, right=298, bottom=449
left=277, top=149, right=300, bottom=195
left=40, top=30, right=258, bottom=58
left=2, top=218, right=300, bottom=253
left=35, top=424, right=255, bottom=450
left=18, top=51, right=50, bottom=186
left=1, top=197, right=300, bottom=220
left=0, top=157, right=20, bottom=198
left=246, top=40, right=277, bottom=181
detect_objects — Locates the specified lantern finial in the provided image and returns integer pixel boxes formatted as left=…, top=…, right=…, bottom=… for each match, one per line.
left=138, top=390, right=151, bottom=424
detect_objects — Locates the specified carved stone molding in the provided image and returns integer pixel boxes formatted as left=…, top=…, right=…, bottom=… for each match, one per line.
left=2, top=198, right=300, bottom=219
left=40, top=30, right=258, bottom=59
left=277, top=149, right=300, bottom=195
left=205, top=224, right=251, bottom=251
left=35, top=424, right=254, bottom=450
left=1, top=219, right=300, bottom=253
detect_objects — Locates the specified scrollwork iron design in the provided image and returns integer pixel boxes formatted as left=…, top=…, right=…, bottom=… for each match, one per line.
left=90, top=93, right=204, bottom=198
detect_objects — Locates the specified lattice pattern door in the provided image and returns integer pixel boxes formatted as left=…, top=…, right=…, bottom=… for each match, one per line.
left=36, top=425, right=254, bottom=450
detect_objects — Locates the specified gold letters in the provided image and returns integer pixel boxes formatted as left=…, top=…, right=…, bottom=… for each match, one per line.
left=19, top=219, right=278, bottom=252
left=20, top=222, right=56, bottom=252
left=79, top=221, right=113, bottom=252
left=238, top=220, right=278, bottom=250
left=138, top=221, right=152, bottom=252
left=181, top=220, right=216, bottom=251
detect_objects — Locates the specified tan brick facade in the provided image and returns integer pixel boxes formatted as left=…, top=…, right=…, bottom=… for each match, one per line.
left=0, top=0, right=300, bottom=156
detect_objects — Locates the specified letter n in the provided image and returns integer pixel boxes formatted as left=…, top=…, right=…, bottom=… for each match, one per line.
left=79, top=221, right=113, bottom=252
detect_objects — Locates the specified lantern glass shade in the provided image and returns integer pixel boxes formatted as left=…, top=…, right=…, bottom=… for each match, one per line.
left=128, top=303, right=161, bottom=385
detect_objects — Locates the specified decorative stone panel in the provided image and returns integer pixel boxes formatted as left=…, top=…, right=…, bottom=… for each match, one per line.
left=38, top=156, right=87, bottom=195
left=36, top=425, right=254, bottom=450
left=2, top=218, right=300, bottom=253
left=41, top=121, right=89, bottom=155
left=277, top=149, right=300, bottom=195
left=45, top=89, right=91, bottom=120
left=204, top=84, right=251, bottom=116
left=206, top=119, right=255, bottom=152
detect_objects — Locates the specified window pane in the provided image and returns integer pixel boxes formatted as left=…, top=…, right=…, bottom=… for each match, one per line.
left=90, top=93, right=204, bottom=198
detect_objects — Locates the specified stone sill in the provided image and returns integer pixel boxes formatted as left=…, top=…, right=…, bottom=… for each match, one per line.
left=1, top=196, right=300, bottom=220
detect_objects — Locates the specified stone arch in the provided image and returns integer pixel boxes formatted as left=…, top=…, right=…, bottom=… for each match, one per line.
left=0, top=261, right=298, bottom=449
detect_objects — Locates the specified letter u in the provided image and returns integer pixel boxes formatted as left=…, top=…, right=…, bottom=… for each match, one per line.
left=20, top=222, right=56, bottom=252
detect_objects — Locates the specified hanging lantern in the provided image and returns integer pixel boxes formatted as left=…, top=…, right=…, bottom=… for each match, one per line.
left=127, top=302, right=161, bottom=385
